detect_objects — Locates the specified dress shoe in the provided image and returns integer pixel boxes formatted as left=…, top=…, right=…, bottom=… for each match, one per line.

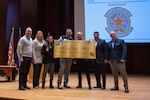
left=33, top=85, right=39, bottom=88
left=34, top=86, right=40, bottom=89
left=19, top=86, right=26, bottom=90
left=24, top=86, right=30, bottom=89
left=42, top=83, right=45, bottom=89
left=76, top=85, right=82, bottom=88
left=125, top=88, right=129, bottom=93
left=58, top=84, right=63, bottom=89
left=93, top=86, right=101, bottom=88
left=88, top=86, right=92, bottom=90
left=110, top=87, right=119, bottom=90
left=101, top=87, right=105, bottom=90
left=42, top=85, right=45, bottom=89
left=50, top=81, right=54, bottom=88
left=50, top=85, right=54, bottom=88
left=64, top=84, right=70, bottom=88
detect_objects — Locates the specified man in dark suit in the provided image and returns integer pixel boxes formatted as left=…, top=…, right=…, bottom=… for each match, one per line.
left=93, top=31, right=108, bottom=89
left=75, top=31, right=92, bottom=90
left=108, top=31, right=129, bottom=93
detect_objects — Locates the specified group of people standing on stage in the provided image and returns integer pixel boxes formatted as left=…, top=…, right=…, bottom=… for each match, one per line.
left=17, top=27, right=129, bottom=93
left=17, top=27, right=55, bottom=90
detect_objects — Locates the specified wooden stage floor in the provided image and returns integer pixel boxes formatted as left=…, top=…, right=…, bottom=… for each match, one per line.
left=0, top=73, right=150, bottom=100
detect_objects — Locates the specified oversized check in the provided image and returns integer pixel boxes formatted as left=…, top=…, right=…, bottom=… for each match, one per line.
left=54, top=40, right=96, bottom=59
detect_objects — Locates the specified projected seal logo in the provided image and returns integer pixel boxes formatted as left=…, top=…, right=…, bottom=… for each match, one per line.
left=105, top=7, right=133, bottom=37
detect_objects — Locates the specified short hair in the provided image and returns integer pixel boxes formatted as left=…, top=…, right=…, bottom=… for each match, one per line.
left=26, top=27, right=32, bottom=31
left=110, top=31, right=116, bottom=34
left=77, top=31, right=83, bottom=35
left=66, top=28, right=73, bottom=35
left=66, top=28, right=72, bottom=32
left=94, top=31, right=99, bottom=35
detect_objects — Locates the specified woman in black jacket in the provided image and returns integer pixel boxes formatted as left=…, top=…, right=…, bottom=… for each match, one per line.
left=41, top=35, right=55, bottom=88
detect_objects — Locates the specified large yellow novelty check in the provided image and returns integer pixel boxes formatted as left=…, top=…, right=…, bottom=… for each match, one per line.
left=54, top=40, right=96, bottom=59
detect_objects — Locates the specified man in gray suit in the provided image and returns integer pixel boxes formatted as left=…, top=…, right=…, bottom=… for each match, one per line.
left=108, top=31, right=129, bottom=93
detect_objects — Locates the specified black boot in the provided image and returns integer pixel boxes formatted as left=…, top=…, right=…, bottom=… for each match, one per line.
left=88, top=85, right=92, bottom=90
left=87, top=74, right=92, bottom=90
left=50, top=80, right=54, bottom=88
left=76, top=79, right=82, bottom=88
left=88, top=80, right=92, bottom=90
left=76, top=84, right=82, bottom=88
left=42, top=82, right=45, bottom=89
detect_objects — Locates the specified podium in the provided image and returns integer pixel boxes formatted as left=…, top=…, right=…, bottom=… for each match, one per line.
left=29, top=64, right=44, bottom=82
left=0, top=65, right=16, bottom=82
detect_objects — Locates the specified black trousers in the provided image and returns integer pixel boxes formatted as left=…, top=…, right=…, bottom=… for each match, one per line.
left=94, top=62, right=106, bottom=88
left=19, top=57, right=32, bottom=87
left=77, top=59, right=91, bottom=86
left=33, top=63, right=42, bottom=87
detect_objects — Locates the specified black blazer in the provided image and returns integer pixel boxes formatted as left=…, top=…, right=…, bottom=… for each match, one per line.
left=41, top=44, right=55, bottom=64
left=95, top=39, right=108, bottom=64
left=108, top=38, right=127, bottom=63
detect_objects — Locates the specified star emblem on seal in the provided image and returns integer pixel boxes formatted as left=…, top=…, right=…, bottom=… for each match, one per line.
left=105, top=7, right=133, bottom=37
